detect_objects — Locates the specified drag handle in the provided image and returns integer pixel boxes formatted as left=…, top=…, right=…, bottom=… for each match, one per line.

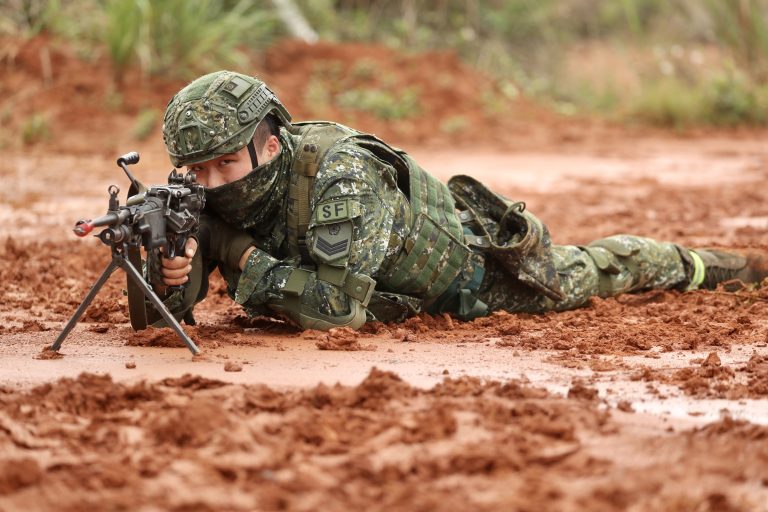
left=117, top=152, right=140, bottom=166
left=117, top=151, right=141, bottom=194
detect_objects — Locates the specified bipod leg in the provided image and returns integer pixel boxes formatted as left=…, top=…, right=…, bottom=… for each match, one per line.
left=119, top=255, right=201, bottom=355
left=51, top=258, right=120, bottom=351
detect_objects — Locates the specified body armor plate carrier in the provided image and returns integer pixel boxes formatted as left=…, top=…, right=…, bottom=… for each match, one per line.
left=286, top=122, right=472, bottom=308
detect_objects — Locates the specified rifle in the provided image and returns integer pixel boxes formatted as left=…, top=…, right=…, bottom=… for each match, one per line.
left=51, top=152, right=205, bottom=355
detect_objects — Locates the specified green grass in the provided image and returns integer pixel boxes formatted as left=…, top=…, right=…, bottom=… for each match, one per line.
left=629, top=70, right=768, bottom=128
left=305, top=59, right=422, bottom=121
left=303, top=81, right=333, bottom=118
left=103, top=0, right=277, bottom=81
left=336, top=87, right=420, bottom=120
left=439, top=115, right=468, bottom=135
left=628, top=79, right=703, bottom=128
left=0, top=0, right=61, bottom=36
left=21, top=113, right=50, bottom=145
left=104, top=0, right=143, bottom=83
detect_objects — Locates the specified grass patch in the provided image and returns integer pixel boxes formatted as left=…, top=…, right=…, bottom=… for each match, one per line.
left=0, top=0, right=62, bottom=36
left=629, top=69, right=768, bottom=128
left=703, top=69, right=768, bottom=126
left=350, top=59, right=378, bottom=80
left=336, top=87, right=420, bottom=120
left=21, top=113, right=50, bottom=145
left=439, top=115, right=468, bottom=135
left=104, top=87, right=124, bottom=112
left=104, top=0, right=277, bottom=82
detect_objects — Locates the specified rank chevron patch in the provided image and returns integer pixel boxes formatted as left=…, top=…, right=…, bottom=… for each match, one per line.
left=311, top=220, right=352, bottom=262
left=316, top=237, right=348, bottom=256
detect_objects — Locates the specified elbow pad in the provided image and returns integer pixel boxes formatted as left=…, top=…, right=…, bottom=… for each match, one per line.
left=275, top=266, right=375, bottom=331
left=295, top=299, right=367, bottom=330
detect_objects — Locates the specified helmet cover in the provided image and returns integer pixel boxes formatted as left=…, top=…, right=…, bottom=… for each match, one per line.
left=162, top=70, right=292, bottom=167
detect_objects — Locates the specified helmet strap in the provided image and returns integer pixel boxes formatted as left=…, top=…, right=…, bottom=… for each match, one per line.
left=247, top=139, right=259, bottom=168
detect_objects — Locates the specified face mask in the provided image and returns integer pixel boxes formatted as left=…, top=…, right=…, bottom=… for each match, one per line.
left=204, top=148, right=288, bottom=230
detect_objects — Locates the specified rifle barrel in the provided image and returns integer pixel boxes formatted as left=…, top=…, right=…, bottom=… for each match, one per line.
left=73, top=210, right=128, bottom=237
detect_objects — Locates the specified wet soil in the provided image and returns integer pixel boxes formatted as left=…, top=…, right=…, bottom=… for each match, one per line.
left=2, top=35, right=768, bottom=510
left=1, top=369, right=766, bottom=511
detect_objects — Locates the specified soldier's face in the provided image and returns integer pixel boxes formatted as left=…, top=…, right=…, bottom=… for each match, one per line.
left=187, top=136, right=280, bottom=188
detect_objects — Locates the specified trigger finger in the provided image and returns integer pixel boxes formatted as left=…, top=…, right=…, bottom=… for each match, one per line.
left=186, top=238, right=198, bottom=258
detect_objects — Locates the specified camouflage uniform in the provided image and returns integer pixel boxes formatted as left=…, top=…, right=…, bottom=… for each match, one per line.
left=479, top=236, right=687, bottom=313
left=165, top=121, right=692, bottom=329
left=157, top=71, right=701, bottom=330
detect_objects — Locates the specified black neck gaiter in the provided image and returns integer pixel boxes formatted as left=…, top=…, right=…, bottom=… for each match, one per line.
left=204, top=136, right=292, bottom=230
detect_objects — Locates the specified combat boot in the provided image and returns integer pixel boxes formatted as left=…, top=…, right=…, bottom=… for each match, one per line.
left=682, top=248, right=768, bottom=290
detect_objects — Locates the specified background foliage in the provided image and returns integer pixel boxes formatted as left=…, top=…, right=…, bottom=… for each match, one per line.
left=3, top=0, right=768, bottom=127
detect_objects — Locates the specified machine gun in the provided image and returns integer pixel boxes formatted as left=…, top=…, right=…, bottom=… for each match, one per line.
left=51, top=152, right=205, bottom=355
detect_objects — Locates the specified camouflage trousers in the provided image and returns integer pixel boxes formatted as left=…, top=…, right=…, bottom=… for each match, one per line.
left=477, top=234, right=688, bottom=313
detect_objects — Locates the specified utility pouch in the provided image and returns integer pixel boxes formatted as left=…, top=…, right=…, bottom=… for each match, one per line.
left=447, top=175, right=565, bottom=302
left=382, top=213, right=470, bottom=300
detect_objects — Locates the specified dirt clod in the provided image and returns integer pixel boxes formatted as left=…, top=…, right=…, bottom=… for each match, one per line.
left=33, top=347, right=63, bottom=360
left=567, top=380, right=599, bottom=401
left=316, top=327, right=376, bottom=351
left=224, top=362, right=242, bottom=372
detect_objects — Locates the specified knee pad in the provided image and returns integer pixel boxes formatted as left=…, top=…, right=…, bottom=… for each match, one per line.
left=582, top=236, right=640, bottom=296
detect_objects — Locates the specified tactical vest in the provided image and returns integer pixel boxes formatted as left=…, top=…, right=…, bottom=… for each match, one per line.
left=285, top=122, right=473, bottom=305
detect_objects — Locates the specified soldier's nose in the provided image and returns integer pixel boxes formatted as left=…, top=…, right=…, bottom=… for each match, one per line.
left=207, top=170, right=224, bottom=188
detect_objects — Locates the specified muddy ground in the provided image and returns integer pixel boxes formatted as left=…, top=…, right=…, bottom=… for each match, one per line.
left=1, top=36, right=768, bottom=511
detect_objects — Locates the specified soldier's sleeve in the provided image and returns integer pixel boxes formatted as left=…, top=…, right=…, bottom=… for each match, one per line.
left=232, top=148, right=399, bottom=329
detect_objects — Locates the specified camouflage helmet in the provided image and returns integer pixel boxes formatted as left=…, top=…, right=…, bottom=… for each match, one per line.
left=162, top=70, right=292, bottom=167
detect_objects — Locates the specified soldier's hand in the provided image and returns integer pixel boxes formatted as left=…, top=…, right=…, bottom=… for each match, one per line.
left=161, top=238, right=198, bottom=286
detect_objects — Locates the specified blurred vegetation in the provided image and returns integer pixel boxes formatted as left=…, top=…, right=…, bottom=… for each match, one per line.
left=21, top=113, right=51, bottom=145
left=303, top=59, right=421, bottom=120
left=0, top=0, right=62, bottom=36
left=297, top=0, right=768, bottom=127
left=103, top=0, right=276, bottom=82
left=132, top=107, right=160, bottom=140
left=3, top=0, right=768, bottom=127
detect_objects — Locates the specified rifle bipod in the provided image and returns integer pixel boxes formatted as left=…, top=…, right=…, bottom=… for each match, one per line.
left=51, top=242, right=201, bottom=355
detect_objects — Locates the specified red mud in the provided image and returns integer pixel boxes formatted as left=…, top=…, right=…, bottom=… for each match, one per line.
left=2, top=35, right=768, bottom=510
left=633, top=350, right=768, bottom=400
left=1, top=369, right=766, bottom=511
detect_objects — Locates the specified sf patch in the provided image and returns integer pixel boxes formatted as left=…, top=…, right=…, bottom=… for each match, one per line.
left=312, top=221, right=353, bottom=263
left=316, top=199, right=350, bottom=223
